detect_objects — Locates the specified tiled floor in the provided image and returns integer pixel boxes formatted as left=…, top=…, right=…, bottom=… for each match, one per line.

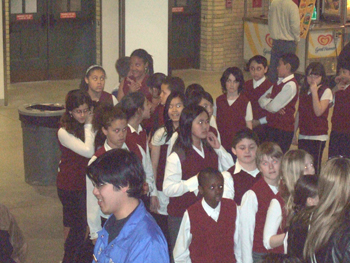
left=0, top=69, right=330, bottom=262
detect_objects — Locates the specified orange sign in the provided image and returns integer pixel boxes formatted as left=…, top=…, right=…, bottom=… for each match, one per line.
left=16, top=14, right=34, bottom=21
left=172, top=7, right=184, bottom=13
left=60, top=12, right=76, bottom=19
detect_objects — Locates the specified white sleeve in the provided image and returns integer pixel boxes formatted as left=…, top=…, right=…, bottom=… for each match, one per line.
left=263, top=82, right=297, bottom=113
left=215, top=146, right=234, bottom=172
left=140, top=143, right=157, bottom=197
left=320, top=88, right=333, bottom=102
left=284, top=231, right=288, bottom=254
left=258, top=86, right=274, bottom=109
left=173, top=211, right=192, bottom=263
left=263, top=199, right=282, bottom=250
left=163, top=152, right=199, bottom=197
left=234, top=205, right=242, bottom=263
left=240, top=190, right=258, bottom=263
left=112, top=95, right=118, bottom=106
left=222, top=171, right=235, bottom=200
left=57, top=125, right=95, bottom=158
left=151, top=128, right=166, bottom=146
left=245, top=102, right=253, bottom=122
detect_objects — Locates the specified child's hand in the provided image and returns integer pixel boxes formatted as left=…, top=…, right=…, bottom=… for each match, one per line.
left=142, top=182, right=149, bottom=195
left=277, top=108, right=285, bottom=115
left=150, top=196, right=160, bottom=213
left=206, top=132, right=220, bottom=149
left=252, top=119, right=261, bottom=128
left=309, top=81, right=320, bottom=94
left=128, top=77, right=141, bottom=92
left=85, top=106, right=94, bottom=124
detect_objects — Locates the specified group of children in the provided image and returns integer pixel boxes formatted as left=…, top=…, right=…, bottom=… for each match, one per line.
left=55, top=48, right=350, bottom=263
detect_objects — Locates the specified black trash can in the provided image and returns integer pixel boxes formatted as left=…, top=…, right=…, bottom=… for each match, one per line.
left=18, top=103, right=65, bottom=185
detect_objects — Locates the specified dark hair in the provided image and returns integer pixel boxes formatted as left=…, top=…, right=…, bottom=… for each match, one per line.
left=115, top=56, right=130, bottom=78
left=79, top=65, right=106, bottom=91
left=300, top=62, right=328, bottom=95
left=293, top=174, right=318, bottom=213
left=245, top=55, right=268, bottom=71
left=163, top=91, right=186, bottom=142
left=198, top=167, right=223, bottom=187
left=117, top=91, right=145, bottom=121
left=172, top=104, right=212, bottom=157
left=147, top=73, right=166, bottom=91
left=261, top=253, right=303, bottom=263
left=162, top=76, right=185, bottom=94
left=339, top=59, right=350, bottom=71
left=185, top=83, right=205, bottom=98
left=185, top=90, right=214, bottom=108
left=220, top=67, right=245, bottom=94
left=232, top=128, right=259, bottom=148
left=87, top=149, right=145, bottom=198
left=130, top=49, right=154, bottom=75
left=93, top=105, right=127, bottom=149
left=60, top=89, right=93, bottom=140
left=280, top=53, right=300, bottom=73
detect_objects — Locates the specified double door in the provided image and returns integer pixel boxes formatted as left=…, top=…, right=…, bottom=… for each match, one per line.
left=10, top=0, right=96, bottom=82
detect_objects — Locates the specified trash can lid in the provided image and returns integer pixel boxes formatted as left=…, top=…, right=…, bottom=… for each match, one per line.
left=18, top=103, right=65, bottom=117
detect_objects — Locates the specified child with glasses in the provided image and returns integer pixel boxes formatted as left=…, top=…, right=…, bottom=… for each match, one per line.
left=293, top=62, right=332, bottom=173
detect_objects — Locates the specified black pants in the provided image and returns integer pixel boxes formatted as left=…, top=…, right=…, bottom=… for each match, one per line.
left=253, top=124, right=268, bottom=144
left=298, top=139, right=326, bottom=174
left=266, top=127, right=293, bottom=153
left=57, top=188, right=87, bottom=263
left=329, top=131, right=350, bottom=159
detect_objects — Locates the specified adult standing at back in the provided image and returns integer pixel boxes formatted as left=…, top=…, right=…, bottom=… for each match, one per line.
left=268, top=0, right=300, bottom=83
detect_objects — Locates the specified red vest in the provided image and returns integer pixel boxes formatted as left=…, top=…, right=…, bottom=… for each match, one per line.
left=92, top=91, right=113, bottom=109
left=122, top=74, right=152, bottom=102
left=57, top=141, right=89, bottom=191
left=156, top=144, right=168, bottom=191
left=216, top=93, right=250, bottom=150
left=228, top=165, right=262, bottom=206
left=94, top=145, right=107, bottom=158
left=244, top=79, right=272, bottom=120
left=188, top=198, right=237, bottom=263
left=331, top=87, right=350, bottom=133
left=299, top=86, right=329, bottom=136
left=266, top=79, right=298, bottom=131
left=125, top=126, right=147, bottom=161
left=251, top=178, right=283, bottom=253
left=167, top=146, right=219, bottom=217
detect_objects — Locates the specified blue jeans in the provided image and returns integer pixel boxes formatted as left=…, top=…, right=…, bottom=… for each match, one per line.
left=268, top=39, right=297, bottom=82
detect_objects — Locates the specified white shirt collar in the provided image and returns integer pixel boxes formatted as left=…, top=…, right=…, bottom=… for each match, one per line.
left=234, top=160, right=260, bottom=177
left=253, top=76, right=266, bottom=89
left=127, top=123, right=143, bottom=134
left=104, top=140, right=128, bottom=151
left=202, top=198, right=221, bottom=222
left=277, top=74, right=294, bottom=85
left=192, top=141, right=205, bottom=158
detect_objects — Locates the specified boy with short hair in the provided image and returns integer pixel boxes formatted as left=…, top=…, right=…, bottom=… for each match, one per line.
left=244, top=55, right=273, bottom=143
left=222, top=128, right=261, bottom=205
left=87, top=149, right=169, bottom=262
left=173, top=167, right=241, bottom=263
left=258, top=53, right=300, bottom=153
left=240, top=142, right=283, bottom=263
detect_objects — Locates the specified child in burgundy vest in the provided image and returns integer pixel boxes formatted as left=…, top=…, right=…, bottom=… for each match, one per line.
left=258, top=53, right=300, bottom=153
left=174, top=167, right=240, bottom=263
left=293, top=62, right=332, bottom=174
left=163, top=105, right=234, bottom=260
left=240, top=142, right=283, bottom=263
left=222, top=128, right=261, bottom=206
left=244, top=55, right=272, bottom=144
left=329, top=61, right=350, bottom=158
left=216, top=67, right=253, bottom=151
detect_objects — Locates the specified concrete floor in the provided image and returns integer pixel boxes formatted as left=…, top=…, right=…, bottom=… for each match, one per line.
left=0, top=70, right=224, bottom=263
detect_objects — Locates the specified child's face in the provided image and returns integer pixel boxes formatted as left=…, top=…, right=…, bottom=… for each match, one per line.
left=232, top=138, right=258, bottom=166
left=249, top=61, right=268, bottom=81
left=306, top=195, right=319, bottom=207
left=93, top=183, right=126, bottom=217
left=85, top=69, right=105, bottom=94
left=259, top=155, right=281, bottom=186
left=225, top=74, right=240, bottom=94
left=102, top=119, right=127, bottom=149
left=339, top=68, right=350, bottom=85
left=168, top=97, right=184, bottom=123
left=130, top=56, right=147, bottom=80
left=160, top=84, right=171, bottom=105
left=199, top=175, right=224, bottom=209
left=304, top=155, right=315, bottom=175
left=198, top=98, right=213, bottom=118
left=306, top=69, right=322, bottom=87
left=149, top=87, right=160, bottom=99
left=277, top=59, right=291, bottom=79
left=70, top=103, right=90, bottom=124
left=141, top=99, right=151, bottom=120
left=191, top=112, right=210, bottom=141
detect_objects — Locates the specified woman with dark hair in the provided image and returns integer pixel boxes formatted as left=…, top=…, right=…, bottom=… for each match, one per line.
left=163, top=104, right=234, bottom=260
left=216, top=67, right=253, bottom=151
left=293, top=62, right=332, bottom=173
left=57, top=89, right=95, bottom=262
left=117, top=49, right=154, bottom=102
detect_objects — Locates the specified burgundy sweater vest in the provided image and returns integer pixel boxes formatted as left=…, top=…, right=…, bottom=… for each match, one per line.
left=251, top=178, right=281, bottom=253
left=228, top=165, right=262, bottom=206
left=57, top=141, right=89, bottom=191
left=266, top=79, right=298, bottom=132
left=167, top=147, right=219, bottom=217
left=216, top=93, right=250, bottom=150
left=188, top=198, right=237, bottom=263
left=94, top=146, right=107, bottom=158
left=244, top=79, right=272, bottom=120
left=125, top=127, right=147, bottom=161
left=299, top=86, right=329, bottom=136
left=331, top=86, right=350, bottom=133
left=156, top=144, right=168, bottom=191
left=92, top=91, right=113, bottom=108
left=122, top=74, right=152, bottom=102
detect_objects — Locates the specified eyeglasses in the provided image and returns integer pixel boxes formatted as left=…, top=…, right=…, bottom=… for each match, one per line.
left=72, top=108, right=90, bottom=115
